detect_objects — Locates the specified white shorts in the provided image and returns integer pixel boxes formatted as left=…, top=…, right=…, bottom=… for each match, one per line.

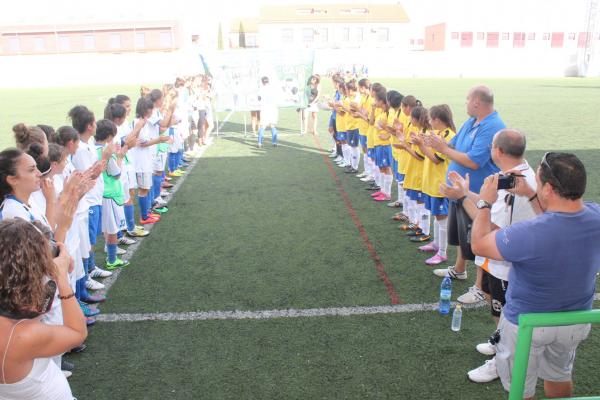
left=126, top=169, right=137, bottom=191
left=76, top=211, right=91, bottom=257
left=136, top=172, right=152, bottom=190
left=153, top=152, right=167, bottom=172
left=496, top=314, right=591, bottom=398
left=101, top=197, right=126, bottom=235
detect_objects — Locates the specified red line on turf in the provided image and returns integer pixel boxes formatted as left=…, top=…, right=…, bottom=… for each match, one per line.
left=312, top=135, right=402, bottom=305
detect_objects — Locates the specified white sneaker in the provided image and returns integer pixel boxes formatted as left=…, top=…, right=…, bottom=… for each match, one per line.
left=328, top=152, right=338, bottom=158
left=63, top=370, right=72, bottom=379
left=86, top=278, right=105, bottom=291
left=333, top=156, right=342, bottom=163
left=476, top=342, right=497, bottom=356
left=118, top=236, right=136, bottom=246
left=433, top=265, right=467, bottom=280
left=90, top=267, right=113, bottom=279
left=360, top=176, right=374, bottom=182
left=458, top=285, right=487, bottom=304
left=356, top=172, right=367, bottom=178
left=154, top=198, right=167, bottom=207
left=467, top=358, right=499, bottom=383
left=337, top=162, right=348, bottom=168
left=105, top=245, right=127, bottom=255
left=160, top=190, right=170, bottom=197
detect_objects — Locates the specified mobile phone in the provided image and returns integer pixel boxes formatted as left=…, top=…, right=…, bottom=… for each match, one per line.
left=497, top=174, right=516, bottom=190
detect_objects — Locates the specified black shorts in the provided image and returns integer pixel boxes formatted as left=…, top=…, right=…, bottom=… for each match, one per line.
left=481, top=268, right=508, bottom=318
left=198, top=110, right=207, bottom=129
left=447, top=200, right=476, bottom=261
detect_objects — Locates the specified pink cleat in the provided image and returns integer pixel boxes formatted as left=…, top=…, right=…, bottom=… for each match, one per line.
left=374, top=194, right=392, bottom=202
left=425, top=254, right=448, bottom=265
left=371, top=191, right=383, bottom=197
left=419, top=243, right=439, bottom=253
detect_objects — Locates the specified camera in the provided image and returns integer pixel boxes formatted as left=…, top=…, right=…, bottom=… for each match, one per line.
left=497, top=174, right=516, bottom=190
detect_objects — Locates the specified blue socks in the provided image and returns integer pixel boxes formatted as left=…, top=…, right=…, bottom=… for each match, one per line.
left=107, top=243, right=117, bottom=264
left=272, top=127, right=278, bottom=145
left=258, top=127, right=264, bottom=145
left=89, top=251, right=96, bottom=271
left=138, top=195, right=148, bottom=220
left=152, top=175, right=162, bottom=200
left=124, top=204, right=135, bottom=231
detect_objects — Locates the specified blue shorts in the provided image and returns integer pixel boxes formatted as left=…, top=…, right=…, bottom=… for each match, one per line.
left=88, top=205, right=103, bottom=245
left=335, top=131, right=347, bottom=141
left=406, top=189, right=424, bottom=202
left=347, top=129, right=360, bottom=147
left=423, top=194, right=449, bottom=216
left=374, top=145, right=393, bottom=168
left=367, top=148, right=374, bottom=159
left=359, top=134, right=367, bottom=148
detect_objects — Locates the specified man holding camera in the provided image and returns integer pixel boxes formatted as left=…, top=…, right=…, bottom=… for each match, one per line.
left=429, top=85, right=505, bottom=303
left=470, top=152, right=600, bottom=399
left=441, top=128, right=537, bottom=383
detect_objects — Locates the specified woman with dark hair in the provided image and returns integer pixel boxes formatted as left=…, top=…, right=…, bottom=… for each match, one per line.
left=0, top=218, right=86, bottom=399
left=301, top=74, right=321, bottom=135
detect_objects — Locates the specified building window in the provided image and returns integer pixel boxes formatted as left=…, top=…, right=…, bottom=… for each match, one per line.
left=543, top=32, right=551, bottom=40
left=83, top=34, right=95, bottom=50
left=460, top=32, right=473, bottom=47
left=110, top=33, right=121, bottom=49
left=513, top=32, right=526, bottom=48
left=356, top=28, right=363, bottom=42
left=160, top=31, right=172, bottom=47
left=417, top=39, right=424, bottom=45
left=282, top=28, right=293, bottom=43
left=410, top=39, right=415, bottom=45
left=578, top=32, right=589, bottom=48
left=342, top=28, right=350, bottom=42
left=33, top=37, right=45, bottom=51
left=59, top=36, right=70, bottom=51
left=8, top=37, right=20, bottom=53
left=377, top=28, right=389, bottom=42
left=135, top=32, right=145, bottom=48
left=568, top=32, right=576, bottom=40
left=486, top=32, right=499, bottom=48
left=551, top=32, right=564, bottom=48
left=502, top=32, right=510, bottom=40
left=451, top=32, right=459, bottom=40
left=476, top=32, right=484, bottom=40
left=302, top=28, right=314, bottom=42
left=317, top=28, right=328, bottom=43
left=527, top=32, right=536, bottom=40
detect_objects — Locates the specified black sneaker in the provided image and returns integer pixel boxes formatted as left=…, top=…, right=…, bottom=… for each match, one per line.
left=61, top=359, right=75, bottom=372
left=366, top=185, right=381, bottom=191
left=68, top=343, right=87, bottom=354
left=344, top=167, right=358, bottom=174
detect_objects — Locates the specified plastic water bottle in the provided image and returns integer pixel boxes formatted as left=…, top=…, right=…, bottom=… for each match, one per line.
left=439, top=276, right=452, bottom=315
left=451, top=304, right=463, bottom=331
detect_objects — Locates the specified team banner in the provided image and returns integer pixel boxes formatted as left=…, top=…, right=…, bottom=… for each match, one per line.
left=211, top=49, right=315, bottom=112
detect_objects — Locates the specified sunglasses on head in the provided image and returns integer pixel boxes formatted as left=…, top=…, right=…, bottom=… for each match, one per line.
left=540, top=152, right=563, bottom=191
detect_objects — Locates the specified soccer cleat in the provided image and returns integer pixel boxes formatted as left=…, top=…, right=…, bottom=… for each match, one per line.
left=392, top=213, right=409, bottom=222
left=419, top=243, right=439, bottom=252
left=457, top=285, right=487, bottom=304
left=61, top=360, right=75, bottom=372
left=425, top=254, right=448, bottom=265
left=118, top=236, right=136, bottom=246
left=78, top=300, right=100, bottom=317
left=90, top=266, right=113, bottom=278
left=371, top=191, right=384, bottom=197
left=467, top=358, right=499, bottom=383
left=127, top=227, right=150, bottom=237
left=355, top=172, right=367, bottom=178
left=406, top=229, right=423, bottom=237
left=433, top=265, right=468, bottom=280
left=86, top=317, right=96, bottom=326
left=476, top=342, right=497, bottom=356
left=161, top=181, right=174, bottom=189
left=387, top=201, right=402, bottom=208
left=399, top=223, right=418, bottom=231
left=152, top=206, right=169, bottom=214
left=365, top=183, right=380, bottom=191
left=80, top=294, right=106, bottom=304
left=374, top=194, right=392, bottom=202
left=140, top=217, right=157, bottom=225
left=410, top=234, right=431, bottom=242
left=85, top=278, right=105, bottom=291
left=360, top=176, right=374, bottom=182
left=160, top=190, right=170, bottom=197
left=106, top=257, right=130, bottom=270
left=148, top=213, right=161, bottom=220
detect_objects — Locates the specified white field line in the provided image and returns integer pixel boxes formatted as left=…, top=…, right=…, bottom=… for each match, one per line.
left=97, top=292, right=600, bottom=323
left=96, top=144, right=210, bottom=295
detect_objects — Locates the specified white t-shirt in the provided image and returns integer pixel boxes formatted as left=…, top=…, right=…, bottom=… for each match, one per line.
left=0, top=196, right=50, bottom=227
left=475, top=160, right=538, bottom=281
left=130, top=119, right=154, bottom=173
left=71, top=138, right=103, bottom=207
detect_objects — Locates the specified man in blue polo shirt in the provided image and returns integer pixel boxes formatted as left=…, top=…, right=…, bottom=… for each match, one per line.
left=429, top=86, right=506, bottom=299
left=470, top=152, right=599, bottom=399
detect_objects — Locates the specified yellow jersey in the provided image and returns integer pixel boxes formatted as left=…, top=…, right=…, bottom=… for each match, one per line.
left=373, top=109, right=391, bottom=147
left=402, top=126, right=426, bottom=192
left=336, top=99, right=348, bottom=133
left=421, top=128, right=457, bottom=198
left=345, top=94, right=360, bottom=131
left=366, top=105, right=379, bottom=149
left=359, top=94, right=373, bottom=135
left=397, top=113, right=412, bottom=175
left=387, top=107, right=402, bottom=160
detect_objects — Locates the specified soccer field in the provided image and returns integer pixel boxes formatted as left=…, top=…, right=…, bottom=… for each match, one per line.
left=1, top=78, right=599, bottom=399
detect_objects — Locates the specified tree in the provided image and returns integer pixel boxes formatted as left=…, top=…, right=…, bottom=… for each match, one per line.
left=238, top=22, right=246, bottom=49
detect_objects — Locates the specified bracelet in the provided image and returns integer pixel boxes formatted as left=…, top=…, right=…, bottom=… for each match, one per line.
left=528, top=193, right=538, bottom=202
left=58, top=292, right=75, bottom=300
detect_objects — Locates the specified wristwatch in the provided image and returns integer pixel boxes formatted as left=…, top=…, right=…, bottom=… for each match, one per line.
left=476, top=199, right=492, bottom=209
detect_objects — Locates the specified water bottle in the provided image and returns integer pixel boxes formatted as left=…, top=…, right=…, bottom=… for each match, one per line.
left=451, top=304, right=463, bottom=331
left=439, top=276, right=452, bottom=315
